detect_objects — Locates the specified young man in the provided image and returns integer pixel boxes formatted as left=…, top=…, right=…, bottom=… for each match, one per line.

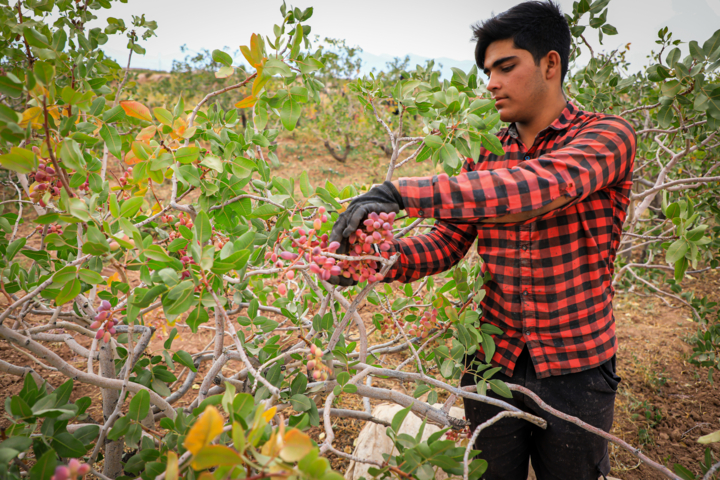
left=329, top=1, right=635, bottom=479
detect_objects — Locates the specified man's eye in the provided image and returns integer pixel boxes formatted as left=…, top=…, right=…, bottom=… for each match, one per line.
left=502, top=65, right=514, bottom=72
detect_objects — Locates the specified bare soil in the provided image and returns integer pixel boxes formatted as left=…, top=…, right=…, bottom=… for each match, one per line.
left=1, top=138, right=719, bottom=479
left=609, top=271, right=720, bottom=479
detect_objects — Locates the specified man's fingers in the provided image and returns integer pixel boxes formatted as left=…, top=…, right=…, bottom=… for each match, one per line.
left=336, top=237, right=350, bottom=255
left=328, top=275, right=356, bottom=287
left=343, top=204, right=370, bottom=237
left=342, top=276, right=357, bottom=286
left=329, top=214, right=348, bottom=244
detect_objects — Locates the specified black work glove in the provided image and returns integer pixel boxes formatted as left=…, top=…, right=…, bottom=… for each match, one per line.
left=327, top=181, right=404, bottom=287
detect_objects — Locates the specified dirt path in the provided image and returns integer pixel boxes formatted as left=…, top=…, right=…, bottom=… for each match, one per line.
left=609, top=272, right=720, bottom=479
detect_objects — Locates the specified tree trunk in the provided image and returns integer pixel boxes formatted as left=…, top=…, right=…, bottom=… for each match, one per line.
left=324, top=134, right=352, bottom=163
left=370, top=139, right=393, bottom=158
left=99, top=343, right=124, bottom=478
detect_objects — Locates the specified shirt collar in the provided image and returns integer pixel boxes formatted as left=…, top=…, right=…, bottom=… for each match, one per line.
left=547, top=101, right=579, bottom=131
left=506, top=102, right=579, bottom=139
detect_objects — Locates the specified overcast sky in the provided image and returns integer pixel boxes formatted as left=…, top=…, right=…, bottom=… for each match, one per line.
left=89, top=0, right=720, bottom=75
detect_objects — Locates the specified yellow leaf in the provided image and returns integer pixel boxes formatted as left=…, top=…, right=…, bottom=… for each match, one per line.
left=280, top=429, right=312, bottom=463
left=260, top=430, right=282, bottom=459
left=190, top=445, right=243, bottom=470
left=151, top=202, right=162, bottom=216
left=250, top=33, right=263, bottom=65
left=120, top=100, right=153, bottom=122
left=123, top=150, right=141, bottom=166
left=262, top=406, right=277, bottom=422
left=252, top=68, right=270, bottom=97
left=183, top=405, right=224, bottom=455
left=181, top=126, right=197, bottom=139
left=135, top=125, right=157, bottom=142
left=235, top=95, right=257, bottom=109
left=173, top=116, right=187, bottom=131
left=165, top=451, right=178, bottom=480
left=240, top=45, right=256, bottom=68
left=106, top=271, right=120, bottom=286
left=29, top=84, right=49, bottom=101
left=170, top=117, right=187, bottom=140
left=19, top=107, right=43, bottom=129
left=47, top=105, right=61, bottom=121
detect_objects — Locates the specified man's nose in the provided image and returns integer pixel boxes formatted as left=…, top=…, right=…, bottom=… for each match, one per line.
left=486, top=73, right=501, bottom=92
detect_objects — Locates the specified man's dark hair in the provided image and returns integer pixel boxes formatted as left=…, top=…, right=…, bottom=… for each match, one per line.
left=472, top=1, right=571, bottom=83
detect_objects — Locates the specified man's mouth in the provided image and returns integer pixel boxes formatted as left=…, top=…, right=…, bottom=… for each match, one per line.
left=494, top=97, right=508, bottom=106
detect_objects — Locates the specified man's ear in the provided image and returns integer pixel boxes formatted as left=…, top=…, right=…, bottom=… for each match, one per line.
left=544, top=50, right=562, bottom=82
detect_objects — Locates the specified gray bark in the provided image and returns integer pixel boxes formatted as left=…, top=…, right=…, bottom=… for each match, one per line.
left=99, top=342, right=124, bottom=478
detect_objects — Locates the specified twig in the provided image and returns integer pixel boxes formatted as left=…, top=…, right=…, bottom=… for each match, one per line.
left=637, top=119, right=706, bottom=135
left=170, top=73, right=257, bottom=214
left=625, top=267, right=700, bottom=320
left=395, top=141, right=426, bottom=169
left=463, top=411, right=543, bottom=480
left=42, top=97, right=74, bottom=197
left=380, top=295, right=422, bottom=371
left=327, top=254, right=399, bottom=352
left=503, top=384, right=681, bottom=480
left=0, top=254, right=91, bottom=325
left=321, top=366, right=373, bottom=454
left=209, top=194, right=286, bottom=212
left=208, top=289, right=280, bottom=399
left=10, top=343, right=58, bottom=371
left=0, top=324, right=176, bottom=418
left=395, top=327, right=446, bottom=372
left=395, top=218, right=425, bottom=238
left=90, top=468, right=112, bottom=480
left=101, top=48, right=133, bottom=180
left=703, top=460, right=720, bottom=480
left=0, top=358, right=52, bottom=390
left=620, top=102, right=661, bottom=116
left=6, top=179, right=23, bottom=243
left=632, top=176, right=720, bottom=200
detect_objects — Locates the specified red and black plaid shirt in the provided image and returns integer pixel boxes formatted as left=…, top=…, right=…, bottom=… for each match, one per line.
left=386, top=102, right=636, bottom=378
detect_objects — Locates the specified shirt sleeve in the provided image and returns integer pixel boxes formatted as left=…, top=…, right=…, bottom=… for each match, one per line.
left=384, top=155, right=479, bottom=283
left=383, top=220, right=477, bottom=284
left=398, top=116, right=636, bottom=222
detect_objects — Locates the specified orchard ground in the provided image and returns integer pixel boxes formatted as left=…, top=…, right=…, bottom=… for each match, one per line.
left=2, top=135, right=719, bottom=480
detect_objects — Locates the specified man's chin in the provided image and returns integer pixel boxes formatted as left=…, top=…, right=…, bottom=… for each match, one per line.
left=497, top=108, right=515, bottom=124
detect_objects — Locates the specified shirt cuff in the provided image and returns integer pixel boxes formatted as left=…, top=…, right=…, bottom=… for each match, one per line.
left=398, top=176, right=435, bottom=218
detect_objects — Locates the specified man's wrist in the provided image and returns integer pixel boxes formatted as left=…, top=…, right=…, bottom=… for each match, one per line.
left=383, top=180, right=404, bottom=210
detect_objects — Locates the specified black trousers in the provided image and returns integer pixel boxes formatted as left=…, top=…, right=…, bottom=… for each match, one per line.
left=461, top=347, right=620, bottom=480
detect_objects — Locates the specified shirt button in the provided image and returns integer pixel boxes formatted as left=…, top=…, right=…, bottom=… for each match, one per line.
left=525, top=330, right=531, bottom=336
left=521, top=245, right=528, bottom=251
left=522, top=290, right=528, bottom=296
left=418, top=210, right=424, bottom=216
left=524, top=156, right=530, bottom=160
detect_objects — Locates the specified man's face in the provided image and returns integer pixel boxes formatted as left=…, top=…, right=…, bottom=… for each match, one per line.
left=483, top=38, right=548, bottom=123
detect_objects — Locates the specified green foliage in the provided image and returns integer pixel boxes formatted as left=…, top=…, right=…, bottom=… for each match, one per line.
left=2, top=376, right=96, bottom=480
